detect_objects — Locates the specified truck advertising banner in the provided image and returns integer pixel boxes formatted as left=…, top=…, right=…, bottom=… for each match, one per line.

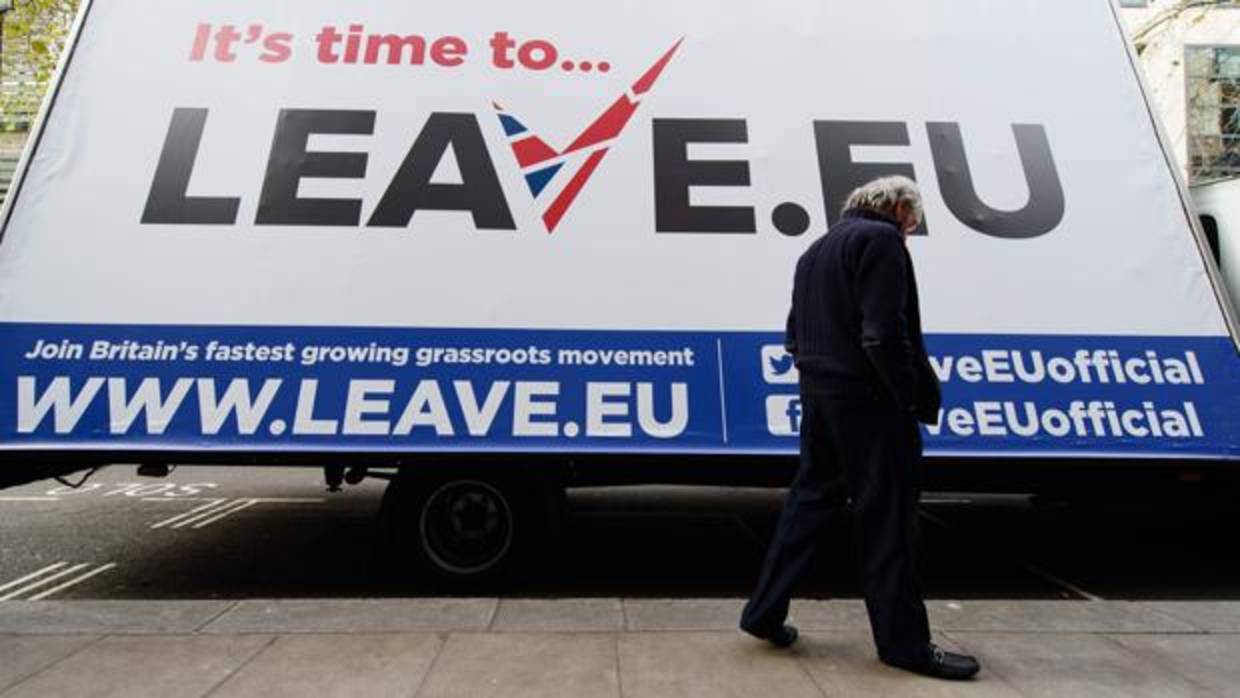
left=1, top=0, right=1237, bottom=459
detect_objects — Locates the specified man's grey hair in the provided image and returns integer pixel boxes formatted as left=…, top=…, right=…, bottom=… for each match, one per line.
left=843, top=176, right=923, bottom=222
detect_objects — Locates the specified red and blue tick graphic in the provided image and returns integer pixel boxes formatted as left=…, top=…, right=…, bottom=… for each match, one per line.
left=494, top=39, right=683, bottom=233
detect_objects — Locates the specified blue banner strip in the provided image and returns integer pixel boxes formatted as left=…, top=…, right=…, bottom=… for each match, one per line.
left=1, top=323, right=1237, bottom=459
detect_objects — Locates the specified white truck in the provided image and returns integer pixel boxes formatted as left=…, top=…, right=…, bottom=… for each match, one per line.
left=1192, top=177, right=1240, bottom=318
left=1, top=0, right=1237, bottom=581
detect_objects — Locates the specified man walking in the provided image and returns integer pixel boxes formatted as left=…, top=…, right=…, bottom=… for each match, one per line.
left=740, top=176, right=979, bottom=681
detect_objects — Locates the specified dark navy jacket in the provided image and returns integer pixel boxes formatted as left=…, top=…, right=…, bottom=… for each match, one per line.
left=786, top=208, right=941, bottom=423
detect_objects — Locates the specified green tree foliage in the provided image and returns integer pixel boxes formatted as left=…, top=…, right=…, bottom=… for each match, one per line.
left=1, top=0, right=81, bottom=131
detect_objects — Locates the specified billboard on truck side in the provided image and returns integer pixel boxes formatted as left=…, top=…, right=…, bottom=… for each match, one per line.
left=1, top=0, right=1237, bottom=460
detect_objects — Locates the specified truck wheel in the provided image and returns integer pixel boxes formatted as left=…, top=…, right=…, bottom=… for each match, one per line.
left=420, top=479, right=515, bottom=578
left=381, top=471, right=546, bottom=588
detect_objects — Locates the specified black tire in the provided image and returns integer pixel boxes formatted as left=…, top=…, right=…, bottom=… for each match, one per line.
left=380, top=469, right=557, bottom=589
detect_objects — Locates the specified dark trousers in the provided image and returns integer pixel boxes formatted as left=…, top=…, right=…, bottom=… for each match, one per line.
left=740, top=392, right=931, bottom=661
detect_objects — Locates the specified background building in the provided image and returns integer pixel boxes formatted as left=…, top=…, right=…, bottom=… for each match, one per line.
left=1, top=0, right=78, bottom=202
left=1119, top=0, right=1240, bottom=184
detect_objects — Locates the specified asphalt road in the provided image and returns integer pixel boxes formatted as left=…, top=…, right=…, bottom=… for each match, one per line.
left=1, top=466, right=1237, bottom=601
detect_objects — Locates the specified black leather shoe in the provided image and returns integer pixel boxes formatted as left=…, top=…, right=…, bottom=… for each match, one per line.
left=764, top=624, right=799, bottom=648
left=881, top=643, right=979, bottom=680
left=742, top=622, right=799, bottom=648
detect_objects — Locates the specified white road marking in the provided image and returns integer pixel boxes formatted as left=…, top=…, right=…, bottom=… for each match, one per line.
left=141, top=497, right=225, bottom=502
left=38, top=482, right=218, bottom=499
left=150, top=498, right=230, bottom=529
left=1017, top=561, right=1106, bottom=602
left=150, top=497, right=326, bottom=530
left=0, top=562, right=68, bottom=595
left=0, top=563, right=92, bottom=601
left=186, top=499, right=258, bottom=529
left=0, top=497, right=61, bottom=502
left=168, top=498, right=251, bottom=528
left=43, top=483, right=103, bottom=496
left=27, top=563, right=118, bottom=601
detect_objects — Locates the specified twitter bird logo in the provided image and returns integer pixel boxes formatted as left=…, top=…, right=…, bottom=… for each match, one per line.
left=768, top=353, right=795, bottom=377
left=761, top=346, right=799, bottom=385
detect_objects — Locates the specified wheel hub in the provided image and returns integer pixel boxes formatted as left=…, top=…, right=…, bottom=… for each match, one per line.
left=420, top=480, right=514, bottom=576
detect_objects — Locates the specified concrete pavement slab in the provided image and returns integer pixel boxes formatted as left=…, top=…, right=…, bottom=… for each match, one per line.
left=623, top=599, right=744, bottom=631
left=625, top=598, right=1204, bottom=635
left=618, top=632, right=823, bottom=698
left=943, top=631, right=1204, bottom=697
left=787, top=599, right=873, bottom=631
left=796, top=629, right=1023, bottom=697
left=0, top=600, right=234, bottom=634
left=927, top=600, right=1200, bottom=634
left=417, top=633, right=619, bottom=698
left=1109, top=633, right=1240, bottom=695
left=1143, top=601, right=1240, bottom=633
left=0, top=600, right=1235, bottom=698
left=209, top=633, right=443, bottom=698
left=0, top=635, right=100, bottom=692
left=0, top=634, right=272, bottom=698
left=491, top=598, right=623, bottom=633
left=202, top=599, right=496, bottom=634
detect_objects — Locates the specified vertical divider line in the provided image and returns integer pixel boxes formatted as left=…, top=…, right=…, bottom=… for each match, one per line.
left=716, top=339, right=729, bottom=444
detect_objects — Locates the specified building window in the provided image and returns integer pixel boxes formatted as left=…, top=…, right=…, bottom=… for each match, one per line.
left=1119, top=0, right=1148, bottom=7
left=1186, top=46, right=1240, bottom=183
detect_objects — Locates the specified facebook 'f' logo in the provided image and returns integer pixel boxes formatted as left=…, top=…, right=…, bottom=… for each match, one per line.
left=766, top=396, right=802, bottom=436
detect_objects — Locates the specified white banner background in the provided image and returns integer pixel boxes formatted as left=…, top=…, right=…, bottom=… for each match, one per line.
left=0, top=0, right=1228, bottom=338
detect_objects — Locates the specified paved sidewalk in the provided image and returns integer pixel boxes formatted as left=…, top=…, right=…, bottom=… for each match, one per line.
left=1, top=599, right=1237, bottom=696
